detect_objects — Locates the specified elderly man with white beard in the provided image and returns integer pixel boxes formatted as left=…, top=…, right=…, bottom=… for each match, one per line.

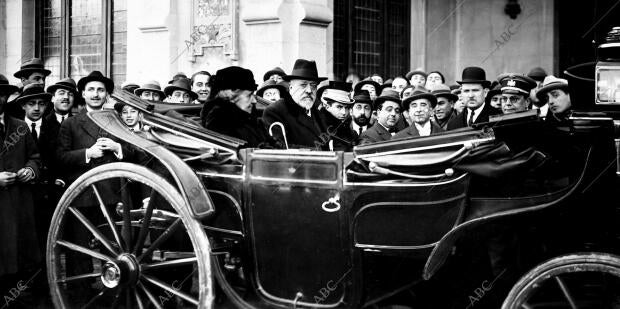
left=262, top=59, right=330, bottom=149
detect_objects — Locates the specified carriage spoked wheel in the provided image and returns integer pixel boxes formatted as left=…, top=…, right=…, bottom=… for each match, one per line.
left=46, top=162, right=213, bottom=308
left=502, top=253, right=620, bottom=309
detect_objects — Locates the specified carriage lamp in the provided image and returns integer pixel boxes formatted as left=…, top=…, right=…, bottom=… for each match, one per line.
left=595, top=27, right=620, bottom=105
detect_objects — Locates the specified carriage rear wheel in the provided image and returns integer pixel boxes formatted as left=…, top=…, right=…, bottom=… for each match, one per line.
left=46, top=162, right=213, bottom=308
left=502, top=253, right=620, bottom=309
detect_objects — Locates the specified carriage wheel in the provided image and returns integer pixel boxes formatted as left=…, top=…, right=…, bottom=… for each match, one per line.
left=47, top=162, right=213, bottom=308
left=502, top=253, right=620, bottom=309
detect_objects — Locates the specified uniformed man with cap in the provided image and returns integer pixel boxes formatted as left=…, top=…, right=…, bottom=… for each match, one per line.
left=498, top=73, right=537, bottom=114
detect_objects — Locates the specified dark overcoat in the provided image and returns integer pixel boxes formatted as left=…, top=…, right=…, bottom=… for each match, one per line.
left=56, top=109, right=130, bottom=207
left=0, top=115, right=41, bottom=276
left=392, top=121, right=443, bottom=140
left=446, top=103, right=501, bottom=130
left=262, top=98, right=329, bottom=150
left=204, top=98, right=273, bottom=148
left=359, top=122, right=394, bottom=145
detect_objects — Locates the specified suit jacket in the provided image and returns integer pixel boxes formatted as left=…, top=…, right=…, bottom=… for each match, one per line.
left=56, top=109, right=132, bottom=207
left=350, top=122, right=370, bottom=146
left=0, top=115, right=41, bottom=275
left=320, top=109, right=356, bottom=151
left=359, top=122, right=394, bottom=145
left=262, top=98, right=329, bottom=150
left=392, top=121, right=443, bottom=140
left=447, top=103, right=501, bottom=130
left=38, top=112, right=63, bottom=183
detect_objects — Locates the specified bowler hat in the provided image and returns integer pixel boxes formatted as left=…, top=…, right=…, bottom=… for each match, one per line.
left=14, top=84, right=52, bottom=105
left=283, top=59, right=327, bottom=82
left=499, top=73, right=537, bottom=95
left=263, top=67, right=286, bottom=81
left=353, top=80, right=381, bottom=94
left=527, top=67, right=547, bottom=82
left=77, top=71, right=115, bottom=93
left=402, top=86, right=437, bottom=109
left=374, top=88, right=401, bottom=110
left=134, top=80, right=165, bottom=98
left=256, top=79, right=288, bottom=97
left=352, top=90, right=373, bottom=105
left=0, top=74, right=20, bottom=95
left=430, top=84, right=458, bottom=102
left=164, top=78, right=198, bottom=100
left=212, top=66, right=258, bottom=92
left=536, top=75, right=569, bottom=101
left=405, top=70, right=427, bottom=81
left=14, top=58, right=51, bottom=79
left=46, top=77, right=78, bottom=95
left=457, top=67, right=491, bottom=88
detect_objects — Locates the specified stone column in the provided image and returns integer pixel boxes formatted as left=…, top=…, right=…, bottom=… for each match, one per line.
left=240, top=0, right=332, bottom=81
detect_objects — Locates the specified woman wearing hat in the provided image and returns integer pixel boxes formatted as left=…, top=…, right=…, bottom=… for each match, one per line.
left=256, top=79, right=289, bottom=103
left=202, top=66, right=277, bottom=148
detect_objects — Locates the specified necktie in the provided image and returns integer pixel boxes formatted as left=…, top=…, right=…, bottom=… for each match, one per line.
left=61, top=116, right=65, bottom=123
left=31, top=123, right=38, bottom=141
left=358, top=127, right=363, bottom=136
left=468, top=110, right=475, bottom=126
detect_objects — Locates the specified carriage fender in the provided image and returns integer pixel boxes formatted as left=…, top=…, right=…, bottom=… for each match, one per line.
left=88, top=110, right=214, bottom=219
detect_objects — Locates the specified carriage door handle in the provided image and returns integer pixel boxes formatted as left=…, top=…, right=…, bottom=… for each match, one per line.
left=321, top=194, right=341, bottom=212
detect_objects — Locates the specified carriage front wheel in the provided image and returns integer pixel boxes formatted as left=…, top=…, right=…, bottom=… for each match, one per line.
left=502, top=252, right=620, bottom=309
left=46, top=162, right=213, bottom=308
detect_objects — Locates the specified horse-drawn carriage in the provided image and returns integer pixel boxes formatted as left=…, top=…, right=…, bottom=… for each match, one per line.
left=46, top=53, right=620, bottom=309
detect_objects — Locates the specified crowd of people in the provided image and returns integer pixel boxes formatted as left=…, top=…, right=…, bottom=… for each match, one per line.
left=0, top=56, right=574, bottom=302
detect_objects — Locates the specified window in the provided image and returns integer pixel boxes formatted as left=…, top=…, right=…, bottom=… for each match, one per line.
left=41, top=0, right=127, bottom=86
left=333, top=0, right=411, bottom=81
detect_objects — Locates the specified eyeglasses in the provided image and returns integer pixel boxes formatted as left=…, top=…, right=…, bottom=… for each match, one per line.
left=500, top=95, right=523, bottom=104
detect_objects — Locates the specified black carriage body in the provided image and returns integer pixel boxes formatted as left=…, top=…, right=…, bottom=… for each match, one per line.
left=75, top=90, right=620, bottom=308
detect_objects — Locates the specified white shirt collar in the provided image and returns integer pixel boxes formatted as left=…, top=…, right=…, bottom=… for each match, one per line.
left=379, top=122, right=395, bottom=136
left=24, top=118, right=42, bottom=128
left=414, top=121, right=432, bottom=136
left=351, top=121, right=367, bottom=133
left=56, top=112, right=68, bottom=123
left=467, top=103, right=486, bottom=124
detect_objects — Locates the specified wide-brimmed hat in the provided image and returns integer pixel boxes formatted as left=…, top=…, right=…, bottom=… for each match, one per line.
left=374, top=88, right=401, bottom=109
left=14, top=58, right=51, bottom=79
left=164, top=78, right=198, bottom=100
left=317, top=81, right=352, bottom=102
left=77, top=71, right=115, bottom=93
left=168, top=72, right=188, bottom=84
left=527, top=67, right=547, bottom=82
left=46, top=77, right=78, bottom=95
left=263, top=67, right=286, bottom=81
left=352, top=89, right=373, bottom=105
left=256, top=79, right=288, bottom=97
left=457, top=67, right=491, bottom=88
left=0, top=74, right=20, bottom=95
left=430, top=84, right=458, bottom=102
left=121, top=81, right=140, bottom=93
left=283, top=59, right=327, bottom=82
left=499, top=73, right=537, bottom=95
left=402, top=86, right=437, bottom=109
left=134, top=80, right=165, bottom=98
left=353, top=80, right=381, bottom=94
left=322, top=88, right=354, bottom=105
left=14, top=84, right=52, bottom=105
left=405, top=69, right=427, bottom=81
left=536, top=75, right=569, bottom=101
